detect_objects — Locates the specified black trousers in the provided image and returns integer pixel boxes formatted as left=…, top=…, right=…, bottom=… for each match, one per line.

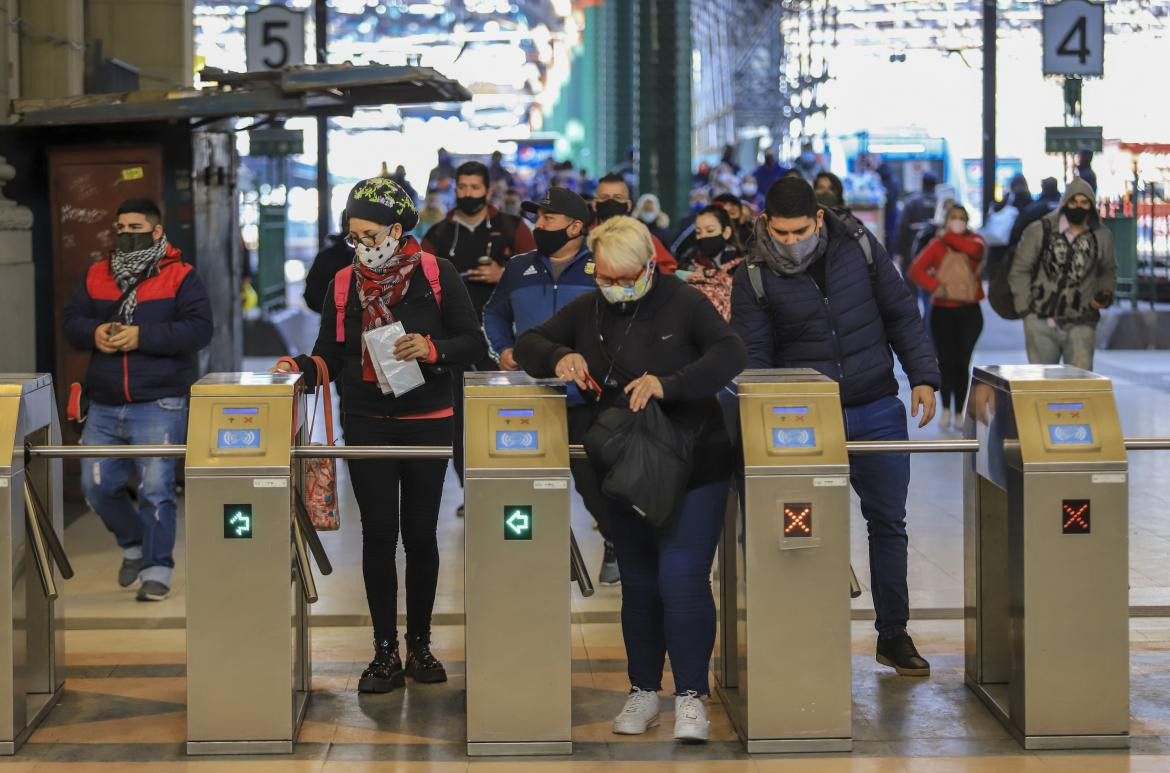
left=930, top=304, right=983, bottom=414
left=343, top=414, right=451, bottom=642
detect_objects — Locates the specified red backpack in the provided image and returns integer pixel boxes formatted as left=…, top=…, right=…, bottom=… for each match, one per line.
left=332, top=253, right=442, bottom=342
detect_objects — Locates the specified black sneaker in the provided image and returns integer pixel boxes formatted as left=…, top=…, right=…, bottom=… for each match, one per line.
left=404, top=633, right=447, bottom=683
left=136, top=580, right=170, bottom=602
left=599, top=541, right=621, bottom=586
left=876, top=630, right=930, bottom=677
left=118, top=557, right=144, bottom=588
left=358, top=638, right=405, bottom=693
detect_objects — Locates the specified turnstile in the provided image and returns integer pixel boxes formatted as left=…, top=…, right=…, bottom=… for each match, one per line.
left=185, top=372, right=317, bottom=755
left=0, top=375, right=69, bottom=754
left=716, top=369, right=852, bottom=753
left=464, top=372, right=572, bottom=756
left=965, top=365, right=1128, bottom=749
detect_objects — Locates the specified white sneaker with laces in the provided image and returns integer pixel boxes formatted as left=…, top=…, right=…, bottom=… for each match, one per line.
left=612, top=687, right=660, bottom=735
left=673, top=691, right=709, bottom=742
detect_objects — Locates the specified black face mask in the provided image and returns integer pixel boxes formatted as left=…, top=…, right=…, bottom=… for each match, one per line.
left=456, top=195, right=487, bottom=216
left=533, top=226, right=574, bottom=256
left=697, top=235, right=726, bottom=259
left=1063, top=206, right=1090, bottom=225
left=595, top=199, right=629, bottom=222
left=116, top=232, right=156, bottom=253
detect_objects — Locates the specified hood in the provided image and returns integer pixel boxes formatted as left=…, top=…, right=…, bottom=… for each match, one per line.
left=1046, top=176, right=1099, bottom=227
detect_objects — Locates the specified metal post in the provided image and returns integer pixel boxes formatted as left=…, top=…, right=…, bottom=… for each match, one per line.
left=981, top=0, right=997, bottom=222
left=315, top=0, right=330, bottom=249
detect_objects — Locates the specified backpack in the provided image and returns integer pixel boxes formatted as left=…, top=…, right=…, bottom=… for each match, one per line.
left=746, top=210, right=876, bottom=305
left=332, top=253, right=442, bottom=343
left=988, top=218, right=1051, bottom=321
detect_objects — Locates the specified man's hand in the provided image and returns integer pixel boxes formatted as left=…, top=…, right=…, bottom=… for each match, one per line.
left=910, top=384, right=936, bottom=429
left=466, top=261, right=504, bottom=284
left=94, top=323, right=119, bottom=354
left=107, top=325, right=140, bottom=353
left=1089, top=299, right=1104, bottom=310
left=499, top=348, right=518, bottom=371
left=624, top=374, right=664, bottom=413
left=393, top=333, right=431, bottom=362
left=554, top=353, right=591, bottom=391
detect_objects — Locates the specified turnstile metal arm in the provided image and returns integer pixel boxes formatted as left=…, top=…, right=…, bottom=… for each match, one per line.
left=22, top=478, right=74, bottom=580
left=569, top=529, right=595, bottom=598
left=291, top=516, right=319, bottom=605
left=293, top=489, right=334, bottom=576
left=849, top=564, right=862, bottom=599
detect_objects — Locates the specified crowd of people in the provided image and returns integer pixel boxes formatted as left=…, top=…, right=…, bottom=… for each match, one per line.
left=60, top=138, right=1115, bottom=748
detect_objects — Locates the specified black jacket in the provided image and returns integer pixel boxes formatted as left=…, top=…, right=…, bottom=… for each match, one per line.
left=303, top=236, right=353, bottom=313
left=730, top=210, right=940, bottom=407
left=514, top=274, right=747, bottom=489
left=294, top=256, right=487, bottom=418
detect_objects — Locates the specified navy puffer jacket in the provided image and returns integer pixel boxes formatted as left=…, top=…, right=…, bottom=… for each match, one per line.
left=730, top=210, right=940, bottom=406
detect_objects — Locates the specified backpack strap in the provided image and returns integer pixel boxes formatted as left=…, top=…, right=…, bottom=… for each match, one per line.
left=747, top=262, right=767, bottom=305
left=420, top=251, right=442, bottom=306
left=332, top=256, right=442, bottom=345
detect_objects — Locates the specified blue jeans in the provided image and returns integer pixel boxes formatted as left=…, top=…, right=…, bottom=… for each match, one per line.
left=843, top=395, right=911, bottom=635
left=609, top=479, right=729, bottom=696
left=81, top=398, right=188, bottom=586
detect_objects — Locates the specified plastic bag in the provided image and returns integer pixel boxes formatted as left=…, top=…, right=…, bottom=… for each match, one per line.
left=362, top=321, right=425, bottom=397
left=980, top=205, right=1018, bottom=247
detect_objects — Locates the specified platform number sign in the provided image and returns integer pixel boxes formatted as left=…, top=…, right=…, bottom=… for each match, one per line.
left=245, top=5, right=306, bottom=72
left=1043, top=0, right=1105, bottom=77
left=224, top=504, right=254, bottom=539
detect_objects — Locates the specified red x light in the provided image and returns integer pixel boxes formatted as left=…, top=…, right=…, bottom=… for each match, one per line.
left=784, top=503, right=813, bottom=538
left=1061, top=499, right=1091, bottom=534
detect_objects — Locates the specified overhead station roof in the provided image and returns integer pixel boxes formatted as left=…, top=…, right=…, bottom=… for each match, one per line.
left=10, top=63, right=472, bottom=128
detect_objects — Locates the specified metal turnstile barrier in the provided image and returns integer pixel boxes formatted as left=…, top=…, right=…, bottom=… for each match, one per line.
left=464, top=373, right=574, bottom=756
left=716, top=369, right=852, bottom=753
left=184, top=372, right=331, bottom=755
left=964, top=365, right=1129, bottom=750
left=0, top=374, right=71, bottom=754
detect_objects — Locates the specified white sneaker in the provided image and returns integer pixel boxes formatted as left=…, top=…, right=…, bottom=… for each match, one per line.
left=953, top=412, right=966, bottom=433
left=940, top=408, right=952, bottom=430
left=673, top=691, right=709, bottom=742
left=612, top=687, right=660, bottom=735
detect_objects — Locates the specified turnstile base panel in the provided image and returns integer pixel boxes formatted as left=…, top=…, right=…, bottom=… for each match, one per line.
left=467, top=741, right=572, bottom=757
left=967, top=679, right=1129, bottom=750
left=186, top=740, right=293, bottom=756
left=0, top=687, right=63, bottom=756
left=746, top=738, right=852, bottom=754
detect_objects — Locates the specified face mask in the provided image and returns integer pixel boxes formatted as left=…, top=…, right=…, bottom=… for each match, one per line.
left=637, top=210, right=658, bottom=224
left=533, top=226, right=573, bottom=256
left=691, top=201, right=707, bottom=213
left=599, top=262, right=654, bottom=304
left=1063, top=206, right=1090, bottom=225
left=946, top=218, right=967, bottom=234
left=595, top=199, right=629, bottom=222
left=456, top=196, right=487, bottom=216
left=773, top=228, right=822, bottom=265
left=354, top=234, right=400, bottom=271
left=116, top=232, right=156, bottom=253
left=815, top=191, right=839, bottom=208
left=742, top=183, right=758, bottom=197
left=697, top=234, right=726, bottom=258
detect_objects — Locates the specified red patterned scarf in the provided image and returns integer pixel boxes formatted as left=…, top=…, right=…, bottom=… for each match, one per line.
left=355, top=237, right=423, bottom=382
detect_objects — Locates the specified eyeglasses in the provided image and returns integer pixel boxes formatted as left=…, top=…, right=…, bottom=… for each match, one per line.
left=345, top=224, right=395, bottom=249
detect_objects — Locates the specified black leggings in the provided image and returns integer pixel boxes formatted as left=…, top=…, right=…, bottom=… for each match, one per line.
left=343, top=414, right=451, bottom=642
left=930, top=304, right=983, bottom=414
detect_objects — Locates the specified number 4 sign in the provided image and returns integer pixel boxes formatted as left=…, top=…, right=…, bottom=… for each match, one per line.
left=245, top=5, right=307, bottom=73
left=1043, top=0, right=1105, bottom=77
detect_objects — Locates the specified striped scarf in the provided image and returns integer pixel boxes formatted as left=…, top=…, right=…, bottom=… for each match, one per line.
left=110, top=238, right=168, bottom=322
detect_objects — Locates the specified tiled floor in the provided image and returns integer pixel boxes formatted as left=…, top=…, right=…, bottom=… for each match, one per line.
left=23, top=308, right=1170, bottom=768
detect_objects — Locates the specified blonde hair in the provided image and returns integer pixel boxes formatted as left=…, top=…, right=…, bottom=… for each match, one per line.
left=587, top=215, right=654, bottom=274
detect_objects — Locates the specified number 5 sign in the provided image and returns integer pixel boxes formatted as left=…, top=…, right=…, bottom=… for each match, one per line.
left=245, top=4, right=306, bottom=72
left=1043, top=0, right=1104, bottom=77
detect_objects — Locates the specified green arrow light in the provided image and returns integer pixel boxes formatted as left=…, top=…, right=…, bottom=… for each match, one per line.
left=503, top=505, right=533, bottom=540
left=223, top=504, right=254, bottom=539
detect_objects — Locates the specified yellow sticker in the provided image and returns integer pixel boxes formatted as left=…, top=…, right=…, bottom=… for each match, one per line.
left=121, top=167, right=144, bottom=181
left=584, top=261, right=595, bottom=275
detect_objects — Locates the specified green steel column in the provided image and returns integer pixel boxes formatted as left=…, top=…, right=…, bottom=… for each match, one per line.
left=638, top=0, right=691, bottom=218
left=611, top=0, right=638, bottom=174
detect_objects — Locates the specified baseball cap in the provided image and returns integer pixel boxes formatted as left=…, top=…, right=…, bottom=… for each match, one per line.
left=521, top=187, right=591, bottom=225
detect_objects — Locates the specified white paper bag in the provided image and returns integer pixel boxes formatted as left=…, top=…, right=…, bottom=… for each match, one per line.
left=362, top=322, right=425, bottom=397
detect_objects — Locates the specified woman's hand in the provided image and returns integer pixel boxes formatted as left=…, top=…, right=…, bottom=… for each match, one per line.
left=554, top=353, right=591, bottom=391
left=624, top=374, right=664, bottom=412
left=394, top=333, right=431, bottom=361
left=270, top=359, right=294, bottom=374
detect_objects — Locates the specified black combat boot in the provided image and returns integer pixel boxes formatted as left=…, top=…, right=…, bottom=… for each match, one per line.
left=358, top=638, right=405, bottom=693
left=404, top=631, right=448, bottom=683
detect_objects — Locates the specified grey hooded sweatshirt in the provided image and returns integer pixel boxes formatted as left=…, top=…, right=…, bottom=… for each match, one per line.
left=1008, top=177, right=1116, bottom=325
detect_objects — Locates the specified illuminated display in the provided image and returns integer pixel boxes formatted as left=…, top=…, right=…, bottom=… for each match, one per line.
left=224, top=504, right=253, bottom=539
left=772, top=406, right=810, bottom=414
left=1047, top=402, right=1084, bottom=412
left=1048, top=424, right=1093, bottom=445
left=1061, top=499, right=1091, bottom=534
left=504, top=505, right=533, bottom=540
left=223, top=407, right=260, bottom=415
left=783, top=503, right=813, bottom=538
left=495, top=430, right=538, bottom=451
left=498, top=409, right=535, bottom=417
left=217, top=429, right=262, bottom=449
left=772, top=428, right=816, bottom=448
